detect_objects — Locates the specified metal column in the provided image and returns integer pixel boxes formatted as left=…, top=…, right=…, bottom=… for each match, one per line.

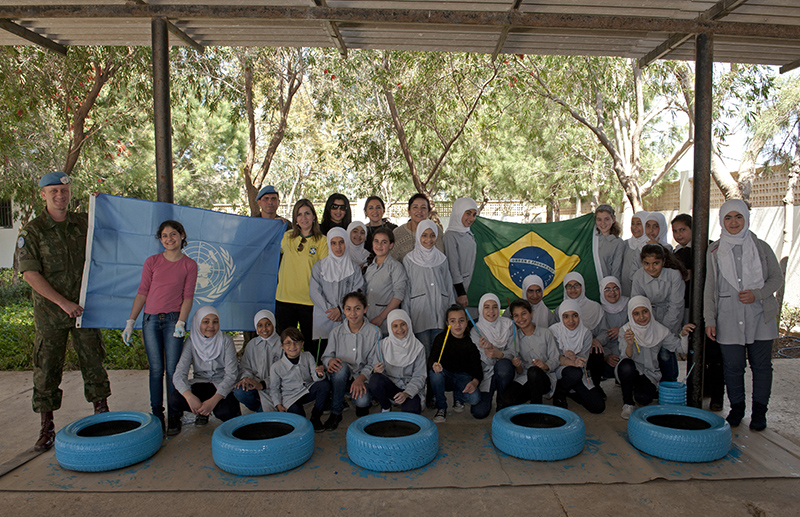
left=688, top=32, right=713, bottom=408
left=152, top=17, right=173, bottom=203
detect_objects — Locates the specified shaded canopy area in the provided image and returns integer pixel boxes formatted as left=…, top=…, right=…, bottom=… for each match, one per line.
left=0, top=1, right=799, bottom=72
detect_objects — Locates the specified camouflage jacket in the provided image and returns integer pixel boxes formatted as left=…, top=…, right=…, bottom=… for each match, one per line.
left=16, top=210, right=89, bottom=329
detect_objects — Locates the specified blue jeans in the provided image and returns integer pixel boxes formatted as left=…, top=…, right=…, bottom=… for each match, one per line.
left=367, top=373, right=422, bottom=414
left=414, top=329, right=442, bottom=359
left=287, top=380, right=331, bottom=417
left=720, top=340, right=773, bottom=407
left=329, top=363, right=371, bottom=415
left=428, top=368, right=481, bottom=410
left=470, top=358, right=514, bottom=419
left=142, top=312, right=184, bottom=414
left=234, top=386, right=263, bottom=412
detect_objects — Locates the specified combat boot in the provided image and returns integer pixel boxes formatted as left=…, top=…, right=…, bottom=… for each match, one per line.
left=93, top=398, right=110, bottom=414
left=34, top=411, right=55, bottom=451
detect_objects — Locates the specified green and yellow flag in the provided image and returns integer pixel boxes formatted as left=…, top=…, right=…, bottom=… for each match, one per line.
left=467, top=213, right=599, bottom=309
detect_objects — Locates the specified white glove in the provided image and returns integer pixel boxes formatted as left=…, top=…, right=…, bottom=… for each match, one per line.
left=173, top=320, right=186, bottom=338
left=122, top=319, right=135, bottom=345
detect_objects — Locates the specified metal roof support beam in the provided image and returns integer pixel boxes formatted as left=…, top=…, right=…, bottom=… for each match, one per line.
left=689, top=32, right=713, bottom=409
left=780, top=58, right=800, bottom=74
left=492, top=0, right=524, bottom=60
left=152, top=17, right=174, bottom=204
left=0, top=18, right=67, bottom=55
left=1, top=6, right=798, bottom=40
left=312, top=0, right=347, bottom=58
left=639, top=0, right=749, bottom=68
left=166, top=19, right=203, bottom=53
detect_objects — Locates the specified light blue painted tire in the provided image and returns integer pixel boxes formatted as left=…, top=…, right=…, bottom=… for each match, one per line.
left=491, top=404, right=585, bottom=461
left=55, top=411, right=162, bottom=472
left=212, top=412, right=314, bottom=476
left=346, top=412, right=438, bottom=472
left=627, top=405, right=731, bottom=462
left=658, top=381, right=687, bottom=405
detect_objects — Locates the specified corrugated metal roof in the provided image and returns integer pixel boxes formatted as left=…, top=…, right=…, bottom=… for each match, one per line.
left=0, top=1, right=798, bottom=70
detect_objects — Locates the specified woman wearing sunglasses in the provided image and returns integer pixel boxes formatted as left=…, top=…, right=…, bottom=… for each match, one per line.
left=319, top=193, right=352, bottom=235
left=275, top=199, right=328, bottom=359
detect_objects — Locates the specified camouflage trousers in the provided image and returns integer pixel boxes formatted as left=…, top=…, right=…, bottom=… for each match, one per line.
left=32, top=326, right=111, bottom=413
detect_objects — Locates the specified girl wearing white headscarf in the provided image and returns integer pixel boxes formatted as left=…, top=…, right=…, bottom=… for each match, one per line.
left=169, top=306, right=241, bottom=435
left=504, top=274, right=559, bottom=328
left=587, top=276, right=630, bottom=398
left=403, top=220, right=455, bottom=355
left=621, top=210, right=650, bottom=296
left=616, top=296, right=692, bottom=419
left=444, top=197, right=478, bottom=307
left=347, top=221, right=371, bottom=271
left=704, top=199, right=783, bottom=431
left=644, top=212, right=672, bottom=249
left=367, top=309, right=427, bottom=413
left=631, top=244, right=685, bottom=382
left=309, top=227, right=365, bottom=343
left=558, top=272, right=604, bottom=331
left=234, top=310, right=283, bottom=413
left=549, top=301, right=605, bottom=414
left=469, top=293, right=516, bottom=419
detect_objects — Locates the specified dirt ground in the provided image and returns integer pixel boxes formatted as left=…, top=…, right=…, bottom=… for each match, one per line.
left=1, top=359, right=799, bottom=516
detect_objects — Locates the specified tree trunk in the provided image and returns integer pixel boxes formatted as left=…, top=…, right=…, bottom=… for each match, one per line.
left=63, top=57, right=120, bottom=174
left=711, top=153, right=743, bottom=200
left=241, top=53, right=258, bottom=216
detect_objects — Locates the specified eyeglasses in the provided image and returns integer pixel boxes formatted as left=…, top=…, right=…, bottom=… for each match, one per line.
left=297, top=237, right=307, bottom=252
left=565, top=283, right=582, bottom=290
left=603, top=286, right=620, bottom=293
left=331, top=203, right=346, bottom=211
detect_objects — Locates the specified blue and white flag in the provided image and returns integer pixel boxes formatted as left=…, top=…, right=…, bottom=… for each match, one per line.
left=78, top=193, right=286, bottom=331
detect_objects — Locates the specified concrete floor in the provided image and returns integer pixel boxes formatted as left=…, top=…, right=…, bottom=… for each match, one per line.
left=1, top=361, right=799, bottom=516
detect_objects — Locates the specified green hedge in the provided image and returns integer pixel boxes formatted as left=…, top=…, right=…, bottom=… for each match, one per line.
left=0, top=269, right=148, bottom=371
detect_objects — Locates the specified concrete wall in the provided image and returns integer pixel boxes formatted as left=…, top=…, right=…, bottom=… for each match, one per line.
left=0, top=201, right=21, bottom=269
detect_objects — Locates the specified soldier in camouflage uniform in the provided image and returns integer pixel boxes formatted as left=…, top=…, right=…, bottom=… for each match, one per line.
left=16, top=171, right=111, bottom=451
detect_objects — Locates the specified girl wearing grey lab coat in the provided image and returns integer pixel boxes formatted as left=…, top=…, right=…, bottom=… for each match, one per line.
left=402, top=220, right=455, bottom=355
left=704, top=199, right=783, bottom=431
left=368, top=309, right=427, bottom=414
left=364, top=227, right=408, bottom=336
left=616, top=296, right=691, bottom=420
left=444, top=197, right=478, bottom=308
left=631, top=244, right=685, bottom=382
left=233, top=309, right=283, bottom=412
left=620, top=210, right=649, bottom=296
left=593, top=204, right=626, bottom=282
left=309, top=227, right=365, bottom=341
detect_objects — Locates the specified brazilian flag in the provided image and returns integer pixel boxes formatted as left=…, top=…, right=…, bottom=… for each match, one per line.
left=467, top=213, right=599, bottom=309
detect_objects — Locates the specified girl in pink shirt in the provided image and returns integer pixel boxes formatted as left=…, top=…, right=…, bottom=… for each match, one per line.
left=122, top=220, right=198, bottom=433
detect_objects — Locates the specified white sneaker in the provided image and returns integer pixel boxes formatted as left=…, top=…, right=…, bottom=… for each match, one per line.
left=621, top=404, right=635, bottom=420
left=433, top=409, right=447, bottom=423
left=452, top=401, right=465, bottom=413
left=381, top=407, right=391, bottom=413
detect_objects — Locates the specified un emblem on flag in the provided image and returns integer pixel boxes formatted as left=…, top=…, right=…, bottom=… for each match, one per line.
left=483, top=231, right=580, bottom=297
left=184, top=242, right=236, bottom=304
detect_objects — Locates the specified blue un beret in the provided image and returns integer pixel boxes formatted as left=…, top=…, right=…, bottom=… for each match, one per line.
left=38, top=171, right=71, bottom=187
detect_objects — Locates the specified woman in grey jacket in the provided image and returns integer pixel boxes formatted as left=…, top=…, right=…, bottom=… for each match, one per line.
left=704, top=199, right=783, bottom=431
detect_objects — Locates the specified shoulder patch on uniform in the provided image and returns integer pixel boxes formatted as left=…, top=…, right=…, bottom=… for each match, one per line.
left=17, top=237, right=24, bottom=249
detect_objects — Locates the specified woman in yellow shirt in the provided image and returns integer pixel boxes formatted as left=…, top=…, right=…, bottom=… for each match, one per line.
left=275, top=199, right=328, bottom=360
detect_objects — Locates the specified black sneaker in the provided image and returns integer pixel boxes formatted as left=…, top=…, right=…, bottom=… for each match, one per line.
left=154, top=412, right=166, bottom=436
left=311, top=415, right=325, bottom=433
left=194, top=415, right=209, bottom=427
left=433, top=409, right=446, bottom=423
left=167, top=416, right=181, bottom=436
left=596, top=387, right=607, bottom=401
left=324, top=413, right=343, bottom=431
left=355, top=406, right=370, bottom=417
left=553, top=397, right=568, bottom=409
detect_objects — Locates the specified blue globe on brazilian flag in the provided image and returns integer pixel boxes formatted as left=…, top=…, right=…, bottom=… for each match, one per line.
left=467, top=213, right=599, bottom=309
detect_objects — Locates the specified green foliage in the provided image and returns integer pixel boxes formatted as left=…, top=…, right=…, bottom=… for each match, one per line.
left=781, top=303, right=800, bottom=335
left=0, top=269, right=148, bottom=370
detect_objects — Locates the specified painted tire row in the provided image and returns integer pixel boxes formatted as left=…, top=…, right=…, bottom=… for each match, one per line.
left=52, top=404, right=732, bottom=473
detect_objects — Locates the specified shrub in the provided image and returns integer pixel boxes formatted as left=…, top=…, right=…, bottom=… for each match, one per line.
left=781, top=303, right=800, bottom=335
